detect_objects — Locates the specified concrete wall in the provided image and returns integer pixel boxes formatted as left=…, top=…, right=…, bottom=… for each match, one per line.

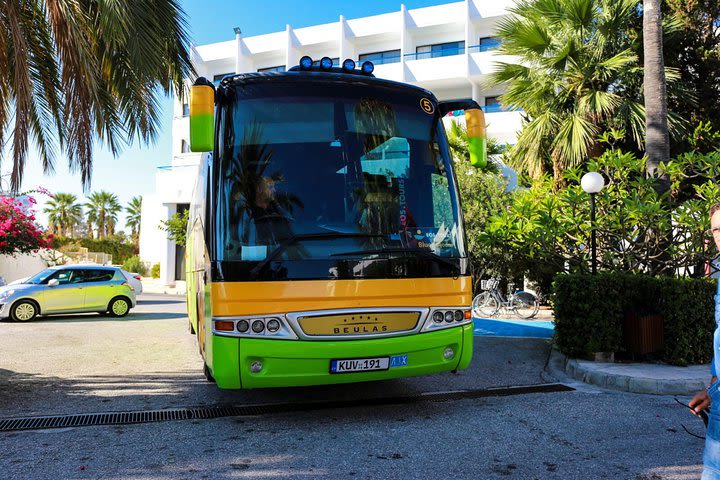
left=0, top=252, right=50, bottom=283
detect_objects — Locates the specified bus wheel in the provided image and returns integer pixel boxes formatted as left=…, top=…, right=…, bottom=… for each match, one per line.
left=203, top=363, right=215, bottom=383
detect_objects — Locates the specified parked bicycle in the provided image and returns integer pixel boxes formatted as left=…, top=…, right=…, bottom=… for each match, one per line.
left=472, top=278, right=540, bottom=319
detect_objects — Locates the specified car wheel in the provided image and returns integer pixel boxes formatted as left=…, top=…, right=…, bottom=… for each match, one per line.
left=10, top=300, right=38, bottom=322
left=108, top=297, right=131, bottom=317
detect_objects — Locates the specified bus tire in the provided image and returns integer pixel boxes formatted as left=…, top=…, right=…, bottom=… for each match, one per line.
left=203, top=363, right=215, bottom=383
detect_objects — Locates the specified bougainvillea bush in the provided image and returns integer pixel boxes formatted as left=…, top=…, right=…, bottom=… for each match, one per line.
left=0, top=195, right=52, bottom=255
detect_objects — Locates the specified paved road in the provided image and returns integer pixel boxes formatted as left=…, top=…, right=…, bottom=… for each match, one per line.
left=0, top=294, right=706, bottom=479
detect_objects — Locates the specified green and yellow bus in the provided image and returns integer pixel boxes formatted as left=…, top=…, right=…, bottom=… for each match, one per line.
left=185, top=56, right=486, bottom=389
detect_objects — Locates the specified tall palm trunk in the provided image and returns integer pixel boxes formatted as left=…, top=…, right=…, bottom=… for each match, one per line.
left=643, top=0, right=670, bottom=193
left=643, top=0, right=671, bottom=275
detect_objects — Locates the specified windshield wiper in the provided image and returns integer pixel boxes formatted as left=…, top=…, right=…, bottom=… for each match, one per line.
left=249, top=233, right=385, bottom=278
left=330, top=247, right=460, bottom=272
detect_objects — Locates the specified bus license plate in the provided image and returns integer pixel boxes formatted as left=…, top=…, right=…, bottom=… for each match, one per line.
left=330, top=357, right=389, bottom=374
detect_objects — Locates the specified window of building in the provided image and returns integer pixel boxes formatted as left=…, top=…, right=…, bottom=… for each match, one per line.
left=415, top=41, right=465, bottom=60
left=182, top=103, right=189, bottom=117
left=478, top=37, right=502, bottom=52
left=181, top=139, right=190, bottom=153
left=213, top=72, right=234, bottom=87
left=483, top=96, right=504, bottom=113
left=311, top=58, right=340, bottom=67
left=358, top=50, right=401, bottom=65
left=257, top=65, right=286, bottom=73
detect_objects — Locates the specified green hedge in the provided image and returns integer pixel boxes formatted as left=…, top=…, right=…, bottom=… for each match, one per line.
left=552, top=273, right=716, bottom=366
left=52, top=236, right=137, bottom=264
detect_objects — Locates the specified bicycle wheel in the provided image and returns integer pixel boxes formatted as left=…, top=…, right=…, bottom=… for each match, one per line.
left=511, top=292, right=540, bottom=319
left=472, top=292, right=499, bottom=318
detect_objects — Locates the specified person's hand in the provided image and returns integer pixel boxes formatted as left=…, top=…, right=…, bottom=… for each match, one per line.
left=689, top=390, right=711, bottom=415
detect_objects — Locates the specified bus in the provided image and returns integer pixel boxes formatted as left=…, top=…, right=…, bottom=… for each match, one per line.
left=185, top=56, right=487, bottom=389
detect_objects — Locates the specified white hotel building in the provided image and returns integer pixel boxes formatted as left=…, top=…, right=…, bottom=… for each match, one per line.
left=139, top=0, right=522, bottom=285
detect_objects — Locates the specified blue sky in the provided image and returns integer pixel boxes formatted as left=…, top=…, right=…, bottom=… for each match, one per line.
left=18, top=0, right=446, bottom=229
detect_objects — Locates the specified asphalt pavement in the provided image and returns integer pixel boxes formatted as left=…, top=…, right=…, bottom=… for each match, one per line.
left=0, top=294, right=708, bottom=479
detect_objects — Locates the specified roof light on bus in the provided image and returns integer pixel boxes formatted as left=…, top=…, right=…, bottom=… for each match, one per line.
left=361, top=61, right=374, bottom=74
left=342, top=58, right=355, bottom=72
left=215, top=320, right=235, bottom=331
left=251, top=320, right=265, bottom=333
left=299, top=56, right=313, bottom=70
left=319, top=56, right=333, bottom=70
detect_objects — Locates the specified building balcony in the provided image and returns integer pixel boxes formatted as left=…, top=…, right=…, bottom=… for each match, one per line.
left=404, top=52, right=466, bottom=83
left=484, top=110, right=523, bottom=145
left=155, top=164, right=199, bottom=204
left=468, top=51, right=516, bottom=77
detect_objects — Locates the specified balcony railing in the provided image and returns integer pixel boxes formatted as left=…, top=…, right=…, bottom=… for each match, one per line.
left=482, top=104, right=505, bottom=113
left=358, top=55, right=402, bottom=65
left=404, top=46, right=465, bottom=61
left=468, top=41, right=502, bottom=53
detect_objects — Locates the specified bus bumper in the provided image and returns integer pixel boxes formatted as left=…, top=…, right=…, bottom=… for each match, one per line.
left=209, top=324, right=473, bottom=389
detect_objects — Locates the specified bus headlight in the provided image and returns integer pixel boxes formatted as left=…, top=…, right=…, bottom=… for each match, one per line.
left=423, top=308, right=471, bottom=332
left=211, top=316, right=298, bottom=339
left=443, top=347, right=455, bottom=360
left=251, top=320, right=265, bottom=333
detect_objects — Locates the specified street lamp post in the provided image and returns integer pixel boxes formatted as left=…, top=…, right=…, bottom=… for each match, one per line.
left=581, top=172, right=606, bottom=274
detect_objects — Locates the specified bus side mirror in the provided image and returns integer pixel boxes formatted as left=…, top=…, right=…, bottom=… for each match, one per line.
left=190, top=80, right=215, bottom=152
left=465, top=108, right=487, bottom=169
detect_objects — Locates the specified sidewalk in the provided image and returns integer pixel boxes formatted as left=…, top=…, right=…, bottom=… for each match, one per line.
left=139, top=278, right=186, bottom=296
left=547, top=349, right=709, bottom=396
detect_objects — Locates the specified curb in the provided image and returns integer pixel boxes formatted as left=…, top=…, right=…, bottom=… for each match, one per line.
left=547, top=349, right=707, bottom=396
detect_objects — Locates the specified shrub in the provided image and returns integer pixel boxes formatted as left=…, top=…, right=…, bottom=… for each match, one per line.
left=151, top=263, right=160, bottom=279
left=52, top=236, right=137, bottom=264
left=552, top=273, right=716, bottom=365
left=121, top=255, right=147, bottom=276
left=0, top=195, right=52, bottom=255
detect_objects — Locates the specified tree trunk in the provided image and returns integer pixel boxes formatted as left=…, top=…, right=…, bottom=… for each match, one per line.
left=643, top=0, right=672, bottom=275
left=643, top=0, right=670, bottom=192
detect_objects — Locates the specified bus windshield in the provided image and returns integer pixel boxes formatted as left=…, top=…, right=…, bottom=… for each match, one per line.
left=214, top=80, right=465, bottom=275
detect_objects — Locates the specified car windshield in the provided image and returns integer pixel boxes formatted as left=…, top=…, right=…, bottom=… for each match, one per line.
left=25, top=269, right=58, bottom=285
left=214, top=80, right=465, bottom=265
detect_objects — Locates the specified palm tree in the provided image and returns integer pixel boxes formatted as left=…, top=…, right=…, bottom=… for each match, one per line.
left=0, top=1, right=194, bottom=192
left=643, top=0, right=670, bottom=193
left=126, top=196, right=143, bottom=245
left=489, top=0, right=680, bottom=183
left=43, top=193, right=82, bottom=237
left=85, top=191, right=120, bottom=240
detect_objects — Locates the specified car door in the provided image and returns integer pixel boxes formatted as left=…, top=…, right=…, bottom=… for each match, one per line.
left=40, top=269, right=87, bottom=314
left=80, top=269, right=117, bottom=311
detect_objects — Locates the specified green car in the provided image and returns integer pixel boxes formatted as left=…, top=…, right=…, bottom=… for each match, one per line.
left=0, top=265, right=137, bottom=322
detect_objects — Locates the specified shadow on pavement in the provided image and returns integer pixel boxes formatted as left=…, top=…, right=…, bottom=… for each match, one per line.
left=0, top=337, right=552, bottom=418
left=23, top=311, right=188, bottom=323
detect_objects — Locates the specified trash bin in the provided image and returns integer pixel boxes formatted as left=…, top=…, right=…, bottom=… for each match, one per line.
left=623, top=311, right=664, bottom=355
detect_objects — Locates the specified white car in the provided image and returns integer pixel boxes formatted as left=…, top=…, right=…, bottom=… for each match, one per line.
left=121, top=270, right=143, bottom=295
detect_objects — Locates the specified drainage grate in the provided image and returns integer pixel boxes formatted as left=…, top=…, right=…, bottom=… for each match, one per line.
left=0, top=383, right=573, bottom=433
